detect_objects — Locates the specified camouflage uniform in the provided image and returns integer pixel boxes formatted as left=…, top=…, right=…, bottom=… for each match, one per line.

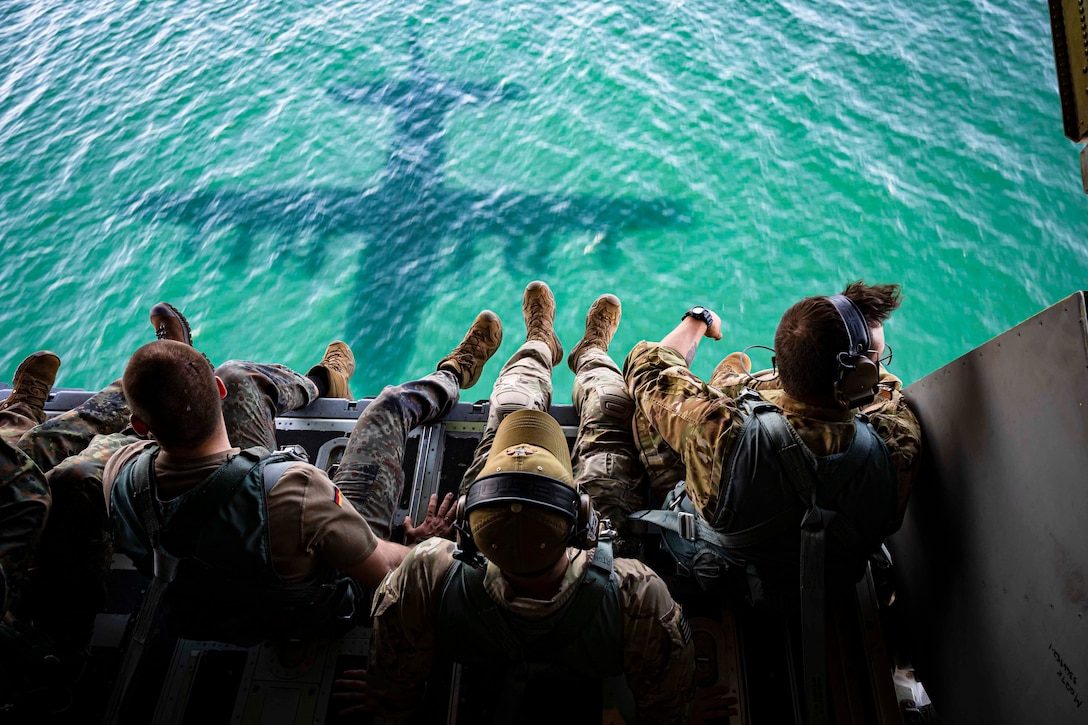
left=623, top=343, right=922, bottom=526
left=0, top=398, right=46, bottom=448
left=369, top=537, right=695, bottom=723
left=460, top=341, right=649, bottom=544
left=334, top=370, right=459, bottom=538
left=14, top=361, right=323, bottom=651
left=0, top=440, right=48, bottom=615
left=0, top=399, right=50, bottom=615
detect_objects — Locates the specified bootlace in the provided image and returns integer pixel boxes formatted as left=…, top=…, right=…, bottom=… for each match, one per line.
left=587, top=312, right=617, bottom=339
left=526, top=308, right=550, bottom=334
left=456, top=327, right=492, bottom=362
left=323, top=351, right=352, bottom=373
left=155, top=323, right=170, bottom=340
left=585, top=303, right=618, bottom=345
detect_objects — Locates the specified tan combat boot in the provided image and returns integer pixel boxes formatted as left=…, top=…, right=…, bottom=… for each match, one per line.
left=150, top=302, right=193, bottom=345
left=437, top=311, right=503, bottom=389
left=1, top=351, right=61, bottom=420
left=523, top=280, right=563, bottom=366
left=567, top=294, right=621, bottom=373
left=308, top=342, right=355, bottom=399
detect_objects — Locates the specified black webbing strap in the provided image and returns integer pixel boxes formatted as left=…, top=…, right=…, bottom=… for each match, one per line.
left=629, top=505, right=799, bottom=551
left=105, top=451, right=173, bottom=724
left=453, top=542, right=616, bottom=724
left=756, top=408, right=829, bottom=725
left=154, top=448, right=266, bottom=552
left=104, top=449, right=265, bottom=724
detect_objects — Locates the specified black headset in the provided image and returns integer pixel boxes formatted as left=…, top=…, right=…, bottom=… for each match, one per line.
left=452, top=473, right=599, bottom=568
left=826, top=294, right=879, bottom=408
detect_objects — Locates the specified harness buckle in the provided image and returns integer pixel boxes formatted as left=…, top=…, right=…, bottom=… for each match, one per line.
left=678, top=511, right=697, bottom=541
left=278, top=444, right=309, bottom=463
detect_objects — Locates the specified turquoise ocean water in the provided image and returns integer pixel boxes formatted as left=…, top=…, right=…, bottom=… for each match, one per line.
left=1, top=0, right=1086, bottom=401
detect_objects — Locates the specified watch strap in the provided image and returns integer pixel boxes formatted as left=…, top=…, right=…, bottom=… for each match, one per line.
left=683, top=307, right=713, bottom=331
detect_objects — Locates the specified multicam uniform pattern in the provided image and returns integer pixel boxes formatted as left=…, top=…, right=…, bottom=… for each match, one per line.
left=460, top=340, right=649, bottom=552
left=623, top=343, right=922, bottom=526
left=369, top=537, right=695, bottom=723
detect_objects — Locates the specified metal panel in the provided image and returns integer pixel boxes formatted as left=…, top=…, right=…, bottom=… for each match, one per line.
left=895, top=292, right=1088, bottom=723
left=1049, top=0, right=1088, bottom=143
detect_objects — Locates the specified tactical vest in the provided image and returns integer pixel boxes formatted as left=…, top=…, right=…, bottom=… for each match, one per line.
left=634, top=390, right=898, bottom=600
left=110, top=446, right=358, bottom=645
left=436, top=541, right=624, bottom=722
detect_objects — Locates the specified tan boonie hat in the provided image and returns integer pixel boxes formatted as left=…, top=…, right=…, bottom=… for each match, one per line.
left=468, top=409, right=575, bottom=575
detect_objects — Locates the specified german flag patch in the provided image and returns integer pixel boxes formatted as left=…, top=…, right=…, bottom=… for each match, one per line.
left=333, top=487, right=344, bottom=507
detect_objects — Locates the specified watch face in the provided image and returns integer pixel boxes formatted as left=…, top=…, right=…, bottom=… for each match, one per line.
left=691, top=306, right=706, bottom=315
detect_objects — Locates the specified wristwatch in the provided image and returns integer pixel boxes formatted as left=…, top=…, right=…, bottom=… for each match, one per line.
left=683, top=306, right=714, bottom=331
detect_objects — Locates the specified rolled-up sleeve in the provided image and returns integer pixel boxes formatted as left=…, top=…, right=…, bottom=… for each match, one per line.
left=623, top=342, right=745, bottom=518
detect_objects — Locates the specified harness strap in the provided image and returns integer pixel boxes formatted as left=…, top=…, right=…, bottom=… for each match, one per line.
left=105, top=446, right=273, bottom=724
left=753, top=406, right=828, bottom=725
left=262, top=459, right=296, bottom=493
left=158, top=448, right=268, bottom=554
left=445, top=541, right=617, bottom=724
left=105, top=450, right=173, bottom=724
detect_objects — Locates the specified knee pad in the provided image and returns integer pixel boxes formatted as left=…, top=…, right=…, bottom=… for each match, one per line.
left=491, top=387, right=536, bottom=420
left=598, top=384, right=633, bottom=418
left=583, top=383, right=633, bottom=425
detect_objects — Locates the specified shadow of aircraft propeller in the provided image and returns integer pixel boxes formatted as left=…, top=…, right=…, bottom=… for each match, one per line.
left=131, top=48, right=690, bottom=393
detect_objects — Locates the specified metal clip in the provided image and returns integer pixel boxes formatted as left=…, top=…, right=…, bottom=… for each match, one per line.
left=597, top=517, right=618, bottom=541
left=278, top=444, right=309, bottom=463
left=678, top=511, right=696, bottom=541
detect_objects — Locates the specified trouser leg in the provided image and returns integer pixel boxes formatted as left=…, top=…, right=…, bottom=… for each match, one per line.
left=460, top=341, right=553, bottom=494
left=334, top=371, right=459, bottom=540
left=570, top=348, right=647, bottom=555
left=0, top=440, right=48, bottom=616
left=0, top=403, right=44, bottom=449
left=18, top=431, right=136, bottom=654
left=216, top=361, right=319, bottom=451
left=17, top=381, right=130, bottom=473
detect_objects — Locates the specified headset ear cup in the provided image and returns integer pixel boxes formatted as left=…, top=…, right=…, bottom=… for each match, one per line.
left=575, top=489, right=599, bottom=549
left=836, top=355, right=879, bottom=407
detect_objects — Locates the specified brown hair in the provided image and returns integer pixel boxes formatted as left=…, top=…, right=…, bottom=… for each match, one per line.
left=774, top=281, right=902, bottom=404
left=123, top=340, right=221, bottom=449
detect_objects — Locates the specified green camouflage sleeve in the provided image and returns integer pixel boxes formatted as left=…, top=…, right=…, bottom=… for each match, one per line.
left=623, top=342, right=746, bottom=519
left=862, top=368, right=922, bottom=527
left=368, top=538, right=457, bottom=719
left=615, top=558, right=695, bottom=723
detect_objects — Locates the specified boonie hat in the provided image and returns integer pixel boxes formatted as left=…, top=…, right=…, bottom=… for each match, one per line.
left=468, top=409, right=575, bottom=575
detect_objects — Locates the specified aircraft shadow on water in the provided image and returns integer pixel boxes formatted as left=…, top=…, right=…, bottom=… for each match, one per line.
left=130, top=46, right=691, bottom=391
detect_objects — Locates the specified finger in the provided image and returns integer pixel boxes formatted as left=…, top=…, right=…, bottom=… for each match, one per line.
left=437, top=492, right=455, bottom=518
left=340, top=704, right=371, bottom=716
left=332, top=692, right=366, bottom=701
left=333, top=680, right=368, bottom=692
left=426, top=493, right=438, bottom=515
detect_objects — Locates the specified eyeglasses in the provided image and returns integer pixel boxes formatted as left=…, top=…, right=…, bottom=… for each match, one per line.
left=871, top=344, right=893, bottom=367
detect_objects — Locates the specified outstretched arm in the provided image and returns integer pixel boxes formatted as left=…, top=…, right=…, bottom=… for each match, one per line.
left=342, top=493, right=456, bottom=587
left=659, top=308, right=723, bottom=366
left=343, top=539, right=411, bottom=587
